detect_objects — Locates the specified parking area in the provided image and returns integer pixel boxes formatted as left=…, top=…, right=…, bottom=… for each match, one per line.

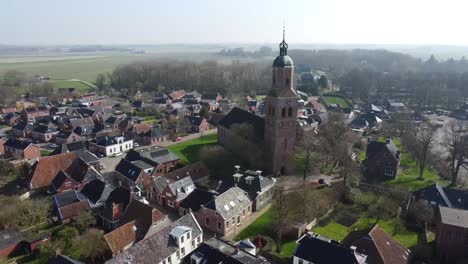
left=99, top=155, right=124, bottom=173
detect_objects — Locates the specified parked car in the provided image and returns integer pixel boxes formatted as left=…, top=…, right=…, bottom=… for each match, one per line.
left=173, top=137, right=182, bottom=142
left=113, top=152, right=122, bottom=157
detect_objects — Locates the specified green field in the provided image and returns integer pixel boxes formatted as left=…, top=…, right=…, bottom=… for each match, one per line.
left=323, top=96, right=351, bottom=108
left=168, top=133, right=218, bottom=164
left=50, top=79, right=95, bottom=93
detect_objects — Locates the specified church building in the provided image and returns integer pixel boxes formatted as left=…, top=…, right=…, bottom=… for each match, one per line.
left=218, top=30, right=298, bottom=175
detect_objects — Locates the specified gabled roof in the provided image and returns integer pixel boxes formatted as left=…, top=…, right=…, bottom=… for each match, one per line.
left=104, top=220, right=138, bottom=254
left=28, top=152, right=78, bottom=189
left=52, top=141, right=87, bottom=155
left=219, top=107, right=265, bottom=141
left=164, top=161, right=209, bottom=182
left=32, top=124, right=58, bottom=134
left=144, top=127, right=166, bottom=138
left=80, top=179, right=114, bottom=206
left=4, top=138, right=35, bottom=150
left=105, top=213, right=202, bottom=264
left=12, top=121, right=33, bottom=131
left=186, top=116, right=205, bottom=126
left=294, top=234, right=361, bottom=264
left=179, top=188, right=218, bottom=212
left=120, top=198, right=166, bottom=241
left=115, top=159, right=144, bottom=183
left=367, top=225, right=410, bottom=264
left=125, top=146, right=179, bottom=166
left=169, top=90, right=186, bottom=100
left=154, top=176, right=195, bottom=202
left=69, top=117, right=94, bottom=128
left=205, top=187, right=251, bottom=220
left=439, top=206, right=468, bottom=228
left=218, top=170, right=276, bottom=201
left=365, top=139, right=399, bottom=161
left=55, top=130, right=76, bottom=140
left=0, top=230, right=23, bottom=250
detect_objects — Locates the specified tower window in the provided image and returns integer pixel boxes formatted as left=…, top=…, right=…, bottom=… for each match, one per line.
left=288, top=107, right=292, bottom=117
left=282, top=108, right=286, bottom=117
left=273, top=73, right=276, bottom=85
left=285, top=78, right=290, bottom=86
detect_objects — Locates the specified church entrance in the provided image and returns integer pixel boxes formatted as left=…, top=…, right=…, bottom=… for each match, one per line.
left=280, top=166, right=285, bottom=176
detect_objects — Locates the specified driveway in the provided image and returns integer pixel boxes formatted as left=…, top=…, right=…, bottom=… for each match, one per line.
left=99, top=155, right=124, bottom=173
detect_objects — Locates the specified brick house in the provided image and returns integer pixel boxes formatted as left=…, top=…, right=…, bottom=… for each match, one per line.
left=124, top=146, right=180, bottom=177
left=22, top=106, right=49, bottom=123
left=436, top=206, right=468, bottom=264
left=11, top=121, right=34, bottom=138
left=362, top=138, right=400, bottom=179
left=31, top=124, right=59, bottom=142
left=150, top=176, right=195, bottom=210
left=115, top=159, right=151, bottom=193
left=53, top=190, right=91, bottom=223
left=55, top=130, right=83, bottom=145
left=218, top=167, right=276, bottom=212
left=98, top=186, right=131, bottom=231
left=3, top=138, right=41, bottom=160
left=181, top=187, right=252, bottom=236
left=27, top=152, right=78, bottom=190
left=0, top=230, right=24, bottom=258
left=184, top=116, right=209, bottom=133
left=106, top=213, right=203, bottom=264
left=163, top=161, right=210, bottom=184
left=50, top=159, right=101, bottom=194
left=142, top=127, right=166, bottom=145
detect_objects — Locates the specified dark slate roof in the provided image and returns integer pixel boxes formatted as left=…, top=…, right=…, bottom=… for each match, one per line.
left=218, top=170, right=275, bottom=202
left=52, top=141, right=87, bottom=155
left=55, top=130, right=73, bottom=139
left=154, top=176, right=195, bottom=202
left=104, top=186, right=131, bottom=209
left=179, top=188, right=218, bottom=212
left=4, top=138, right=33, bottom=150
left=126, top=146, right=179, bottom=166
left=0, top=230, right=23, bottom=250
left=144, top=127, right=166, bottom=138
left=218, top=107, right=265, bottom=141
left=51, top=170, right=76, bottom=192
left=105, top=213, right=202, bottom=264
left=12, top=121, right=33, bottom=131
left=413, top=184, right=468, bottom=210
left=294, top=234, right=360, bottom=264
left=365, top=139, right=399, bottom=161
left=80, top=179, right=114, bottom=205
left=73, top=125, right=95, bottom=136
left=75, top=150, right=99, bottom=164
left=187, top=116, right=204, bottom=126
left=54, top=190, right=86, bottom=208
left=116, top=159, right=143, bottom=182
left=32, top=124, right=57, bottom=134
left=182, top=237, right=269, bottom=264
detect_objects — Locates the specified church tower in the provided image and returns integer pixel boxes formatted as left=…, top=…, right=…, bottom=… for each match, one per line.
left=264, top=29, right=298, bottom=175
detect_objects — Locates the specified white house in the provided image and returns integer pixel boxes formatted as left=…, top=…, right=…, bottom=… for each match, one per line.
left=89, top=135, right=133, bottom=157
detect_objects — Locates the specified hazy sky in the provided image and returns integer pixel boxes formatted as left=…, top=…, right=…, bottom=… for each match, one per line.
left=2, top=0, right=467, bottom=45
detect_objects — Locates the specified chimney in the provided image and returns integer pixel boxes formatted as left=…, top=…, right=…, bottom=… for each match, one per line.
left=234, top=165, right=240, bottom=173
left=367, top=137, right=371, bottom=143
left=112, top=202, right=123, bottom=221
left=350, top=245, right=357, bottom=252
left=386, top=138, right=391, bottom=144
left=55, top=248, right=61, bottom=257
left=255, top=170, right=262, bottom=177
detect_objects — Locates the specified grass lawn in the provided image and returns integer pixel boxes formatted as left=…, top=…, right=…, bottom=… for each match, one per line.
left=280, top=240, right=297, bottom=257
left=50, top=79, right=94, bottom=93
left=323, top=96, right=350, bottom=108
left=313, top=216, right=418, bottom=248
left=168, top=133, right=218, bottom=164
left=235, top=209, right=273, bottom=240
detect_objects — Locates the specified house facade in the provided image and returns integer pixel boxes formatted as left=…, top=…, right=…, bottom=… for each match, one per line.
left=4, top=139, right=41, bottom=160
left=436, top=206, right=468, bottom=264
left=151, top=176, right=195, bottom=210
left=362, top=138, right=400, bottom=179
left=89, top=135, right=133, bottom=157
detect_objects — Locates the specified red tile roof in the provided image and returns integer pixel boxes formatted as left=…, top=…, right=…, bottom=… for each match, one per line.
left=169, top=90, right=186, bottom=100
left=164, top=161, right=209, bottom=182
left=27, top=152, right=78, bottom=189
left=104, top=220, right=137, bottom=254
left=58, top=200, right=90, bottom=220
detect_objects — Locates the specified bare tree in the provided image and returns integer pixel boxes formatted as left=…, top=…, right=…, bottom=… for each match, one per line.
left=443, top=120, right=468, bottom=186
left=405, top=123, right=437, bottom=180
left=271, top=187, right=289, bottom=253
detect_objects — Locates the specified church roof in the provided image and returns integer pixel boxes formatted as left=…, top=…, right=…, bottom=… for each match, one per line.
left=273, top=55, right=293, bottom=67
left=218, top=107, right=265, bottom=141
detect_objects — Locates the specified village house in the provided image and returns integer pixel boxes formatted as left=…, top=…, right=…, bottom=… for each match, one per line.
left=3, top=113, right=22, bottom=126
left=88, top=135, right=133, bottom=157
left=68, top=117, right=95, bottom=130
left=293, top=233, right=368, bottom=264
left=183, top=186, right=252, bottom=236
left=98, top=186, right=132, bottom=231
left=79, top=179, right=114, bottom=208
left=105, top=212, right=203, bottom=264
left=343, top=225, right=411, bottom=264
left=412, top=183, right=468, bottom=211
left=0, top=230, right=24, bottom=258
left=218, top=167, right=276, bottom=212
left=3, top=138, right=41, bottom=160
left=104, top=198, right=167, bottom=256
left=54, top=130, right=83, bottom=145
left=150, top=175, right=195, bottom=210
left=31, top=124, right=59, bottom=142
left=124, top=146, right=180, bottom=176
left=27, top=151, right=98, bottom=190
left=183, top=237, right=271, bottom=264
left=169, top=90, right=187, bottom=101
left=11, top=121, right=34, bottom=138
left=362, top=138, right=400, bottom=180
left=436, top=206, right=468, bottom=264
left=53, top=190, right=90, bottom=223
left=184, top=116, right=209, bottom=133
left=21, top=106, right=49, bottom=123
left=142, top=127, right=166, bottom=145
left=115, top=159, right=151, bottom=193
left=164, top=161, right=210, bottom=184
left=50, top=159, right=102, bottom=194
